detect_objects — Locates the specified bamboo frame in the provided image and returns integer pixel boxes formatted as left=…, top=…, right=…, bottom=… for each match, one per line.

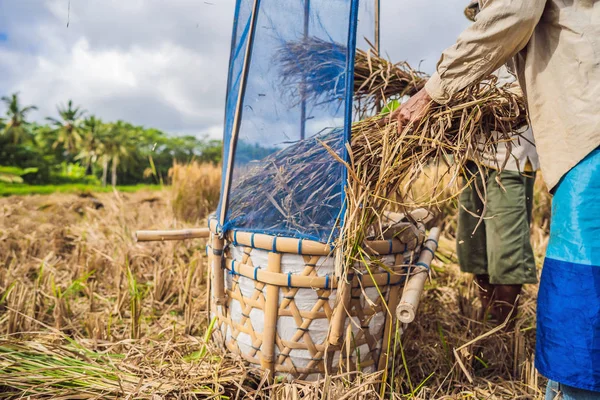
left=211, top=235, right=226, bottom=306
left=328, top=280, right=351, bottom=346
left=396, top=227, right=441, bottom=324
left=208, top=221, right=437, bottom=379
left=135, top=228, right=210, bottom=242
left=261, top=252, right=281, bottom=377
left=208, top=216, right=424, bottom=256
left=217, top=241, right=397, bottom=379
left=223, top=258, right=411, bottom=289
left=374, top=0, right=380, bottom=54
left=219, top=0, right=261, bottom=226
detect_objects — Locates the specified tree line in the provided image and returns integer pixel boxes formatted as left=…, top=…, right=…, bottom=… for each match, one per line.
left=0, top=93, right=222, bottom=186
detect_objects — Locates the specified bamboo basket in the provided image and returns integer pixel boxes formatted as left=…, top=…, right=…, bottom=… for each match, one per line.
left=206, top=211, right=438, bottom=380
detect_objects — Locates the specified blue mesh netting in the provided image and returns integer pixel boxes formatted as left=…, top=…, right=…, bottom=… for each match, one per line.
left=218, top=0, right=372, bottom=243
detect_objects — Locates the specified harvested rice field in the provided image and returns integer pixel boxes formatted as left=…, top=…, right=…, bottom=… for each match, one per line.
left=0, top=165, right=551, bottom=399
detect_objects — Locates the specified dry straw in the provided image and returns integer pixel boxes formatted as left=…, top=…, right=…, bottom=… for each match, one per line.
left=339, top=76, right=526, bottom=276
left=277, top=37, right=427, bottom=114
left=0, top=181, right=548, bottom=398
left=233, top=41, right=527, bottom=271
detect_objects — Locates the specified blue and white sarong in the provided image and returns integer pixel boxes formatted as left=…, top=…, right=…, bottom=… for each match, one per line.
left=536, top=148, right=600, bottom=392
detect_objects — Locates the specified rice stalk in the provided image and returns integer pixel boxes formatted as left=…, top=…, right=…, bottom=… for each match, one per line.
left=0, top=187, right=547, bottom=398
left=276, top=36, right=427, bottom=115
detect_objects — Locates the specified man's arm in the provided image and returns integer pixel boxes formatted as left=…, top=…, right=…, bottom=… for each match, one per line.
left=392, top=0, right=546, bottom=131
left=425, top=0, right=546, bottom=104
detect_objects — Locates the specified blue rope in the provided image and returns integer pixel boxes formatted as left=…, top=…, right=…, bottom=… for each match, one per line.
left=287, top=272, right=292, bottom=288
left=422, top=247, right=435, bottom=257
left=425, top=238, right=438, bottom=249
left=251, top=233, right=255, bottom=248
left=230, top=260, right=236, bottom=275
left=388, top=240, right=393, bottom=255
left=219, top=217, right=244, bottom=238
left=298, top=239, right=303, bottom=255
left=272, top=236, right=278, bottom=253
left=416, top=262, right=430, bottom=270
left=254, top=266, right=260, bottom=281
left=233, top=230, right=238, bottom=246
left=386, top=271, right=391, bottom=286
left=325, top=274, right=330, bottom=290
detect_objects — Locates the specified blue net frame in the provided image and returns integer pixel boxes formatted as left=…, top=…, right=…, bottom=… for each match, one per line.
left=217, top=0, right=375, bottom=243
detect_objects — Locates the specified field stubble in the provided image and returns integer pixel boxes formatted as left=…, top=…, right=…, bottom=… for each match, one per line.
left=0, top=163, right=551, bottom=399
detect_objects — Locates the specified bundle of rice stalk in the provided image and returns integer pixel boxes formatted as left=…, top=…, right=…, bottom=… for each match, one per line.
left=228, top=75, right=526, bottom=253
left=339, top=76, right=526, bottom=274
left=0, top=340, right=244, bottom=398
left=227, top=129, right=344, bottom=239
left=275, top=36, right=426, bottom=110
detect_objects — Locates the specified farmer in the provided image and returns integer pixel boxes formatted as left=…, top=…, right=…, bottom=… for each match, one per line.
left=389, top=0, right=600, bottom=397
left=456, top=5, right=539, bottom=329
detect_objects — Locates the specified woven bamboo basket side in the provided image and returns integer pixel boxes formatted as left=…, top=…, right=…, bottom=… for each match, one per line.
left=207, top=220, right=426, bottom=380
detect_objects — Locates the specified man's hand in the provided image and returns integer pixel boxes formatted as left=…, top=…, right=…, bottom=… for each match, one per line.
left=387, top=88, right=434, bottom=134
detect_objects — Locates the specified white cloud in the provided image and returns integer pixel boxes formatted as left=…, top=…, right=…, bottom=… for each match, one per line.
left=0, top=0, right=471, bottom=139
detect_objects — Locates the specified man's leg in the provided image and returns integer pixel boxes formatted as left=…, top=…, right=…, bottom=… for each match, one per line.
left=546, top=380, right=600, bottom=400
left=536, top=148, right=600, bottom=392
left=485, top=170, right=537, bottom=329
left=474, top=274, right=496, bottom=320
left=456, top=163, right=490, bottom=320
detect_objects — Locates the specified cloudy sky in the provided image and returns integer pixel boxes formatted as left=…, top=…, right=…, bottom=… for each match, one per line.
left=0, top=0, right=470, bottom=139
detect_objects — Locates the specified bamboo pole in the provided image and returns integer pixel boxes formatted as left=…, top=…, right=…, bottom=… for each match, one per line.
left=377, top=284, right=401, bottom=372
left=374, top=0, right=380, bottom=55
left=261, top=251, right=282, bottom=378
left=211, top=235, right=226, bottom=306
left=219, top=0, right=261, bottom=226
left=300, top=0, right=310, bottom=140
left=396, top=227, right=440, bottom=324
left=224, top=258, right=408, bottom=288
left=209, top=217, right=422, bottom=256
left=328, top=278, right=351, bottom=346
left=135, top=228, right=210, bottom=242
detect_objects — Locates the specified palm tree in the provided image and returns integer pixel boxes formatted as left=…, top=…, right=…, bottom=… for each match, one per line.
left=47, top=100, right=86, bottom=156
left=77, top=116, right=104, bottom=175
left=98, top=121, right=135, bottom=187
left=1, top=93, right=37, bottom=144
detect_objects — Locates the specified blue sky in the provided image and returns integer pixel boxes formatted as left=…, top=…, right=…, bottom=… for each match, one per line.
left=0, top=0, right=469, bottom=139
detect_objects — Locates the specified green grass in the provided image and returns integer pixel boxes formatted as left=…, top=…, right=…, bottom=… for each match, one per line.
left=0, top=183, right=163, bottom=197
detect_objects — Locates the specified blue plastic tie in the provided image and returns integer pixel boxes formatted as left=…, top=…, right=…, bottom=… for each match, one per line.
left=422, top=247, right=435, bottom=257
left=425, top=238, right=439, bottom=249
left=416, top=262, right=430, bottom=270
left=386, top=271, right=391, bottom=286
left=272, top=236, right=278, bottom=253
left=218, top=217, right=244, bottom=239
left=250, top=233, right=255, bottom=248
left=230, top=260, right=236, bottom=275
left=233, top=230, right=238, bottom=246
left=325, top=274, right=330, bottom=290
left=287, top=272, right=292, bottom=288
left=388, top=240, right=393, bottom=255
left=298, top=239, right=303, bottom=254
left=253, top=266, right=260, bottom=281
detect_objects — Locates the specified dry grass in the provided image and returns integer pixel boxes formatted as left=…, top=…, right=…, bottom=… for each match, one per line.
left=169, top=161, right=221, bottom=223
left=276, top=37, right=427, bottom=116
left=0, top=163, right=552, bottom=398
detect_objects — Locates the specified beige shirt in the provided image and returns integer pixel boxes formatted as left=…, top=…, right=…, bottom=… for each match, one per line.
left=424, top=0, right=600, bottom=189
left=478, top=66, right=540, bottom=172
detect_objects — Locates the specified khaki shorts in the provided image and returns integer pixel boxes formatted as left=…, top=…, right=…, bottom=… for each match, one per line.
left=456, top=162, right=538, bottom=285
